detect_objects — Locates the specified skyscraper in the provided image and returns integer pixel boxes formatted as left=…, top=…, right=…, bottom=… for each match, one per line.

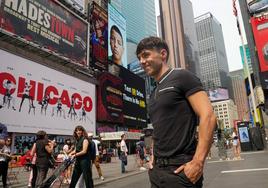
left=229, top=69, right=250, bottom=121
left=195, top=13, right=230, bottom=91
left=110, top=0, right=157, bottom=63
left=159, top=0, right=200, bottom=77
left=239, top=44, right=253, bottom=78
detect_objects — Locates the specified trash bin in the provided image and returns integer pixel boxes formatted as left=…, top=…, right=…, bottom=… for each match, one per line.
left=249, top=126, right=264, bottom=150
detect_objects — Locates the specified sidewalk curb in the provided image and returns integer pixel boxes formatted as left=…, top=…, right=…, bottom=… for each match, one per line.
left=95, top=170, right=148, bottom=186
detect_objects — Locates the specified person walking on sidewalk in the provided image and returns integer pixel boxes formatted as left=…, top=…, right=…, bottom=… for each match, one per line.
left=0, top=137, right=12, bottom=188
left=69, top=126, right=93, bottom=188
left=120, top=133, right=128, bottom=173
left=232, top=129, right=241, bottom=160
left=136, top=137, right=146, bottom=171
left=34, top=131, right=55, bottom=187
left=63, top=138, right=74, bottom=184
left=136, top=36, right=216, bottom=188
left=88, top=133, right=105, bottom=181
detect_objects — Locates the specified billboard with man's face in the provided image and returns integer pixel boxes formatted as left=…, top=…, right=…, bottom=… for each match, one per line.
left=108, top=4, right=127, bottom=68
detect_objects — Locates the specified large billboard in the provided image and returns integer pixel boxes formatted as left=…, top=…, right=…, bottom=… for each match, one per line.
left=62, top=0, right=86, bottom=13
left=0, top=0, right=88, bottom=66
left=120, top=67, right=147, bottom=128
left=208, top=88, right=229, bottom=102
left=89, top=2, right=108, bottom=71
left=108, top=4, right=127, bottom=68
left=247, top=0, right=268, bottom=14
left=0, top=49, right=96, bottom=135
left=251, top=16, right=268, bottom=72
left=97, top=72, right=123, bottom=123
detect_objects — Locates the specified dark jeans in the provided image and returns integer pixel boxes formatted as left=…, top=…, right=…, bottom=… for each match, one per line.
left=35, top=166, right=49, bottom=187
left=69, top=159, right=93, bottom=188
left=31, top=164, right=37, bottom=187
left=148, top=165, right=203, bottom=188
left=0, top=161, right=8, bottom=187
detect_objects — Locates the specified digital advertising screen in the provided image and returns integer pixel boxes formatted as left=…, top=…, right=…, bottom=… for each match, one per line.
left=89, top=2, right=108, bottom=71
left=208, top=88, right=229, bottom=102
left=97, top=72, right=123, bottom=124
left=119, top=67, right=147, bottom=128
left=247, top=0, right=268, bottom=14
left=251, top=16, right=268, bottom=72
left=108, top=4, right=127, bottom=68
left=0, top=0, right=88, bottom=66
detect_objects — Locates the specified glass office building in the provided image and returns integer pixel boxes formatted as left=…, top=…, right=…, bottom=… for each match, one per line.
left=195, top=13, right=230, bottom=91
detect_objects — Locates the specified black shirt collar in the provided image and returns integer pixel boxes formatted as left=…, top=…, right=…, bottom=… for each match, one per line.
left=157, top=68, right=172, bottom=85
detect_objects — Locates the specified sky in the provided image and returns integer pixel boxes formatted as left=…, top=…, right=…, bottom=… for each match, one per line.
left=155, top=0, right=244, bottom=72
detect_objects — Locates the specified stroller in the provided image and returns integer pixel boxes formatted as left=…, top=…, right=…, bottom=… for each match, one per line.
left=38, top=157, right=75, bottom=188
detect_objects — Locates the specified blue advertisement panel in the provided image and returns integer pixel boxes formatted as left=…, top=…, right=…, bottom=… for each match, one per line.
left=239, top=127, right=250, bottom=143
left=108, top=4, right=127, bottom=68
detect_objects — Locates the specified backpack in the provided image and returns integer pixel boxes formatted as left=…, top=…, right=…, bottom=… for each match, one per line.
left=136, top=144, right=144, bottom=155
left=89, top=140, right=96, bottom=161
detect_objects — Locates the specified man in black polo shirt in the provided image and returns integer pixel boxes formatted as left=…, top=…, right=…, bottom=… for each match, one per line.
left=136, top=36, right=216, bottom=188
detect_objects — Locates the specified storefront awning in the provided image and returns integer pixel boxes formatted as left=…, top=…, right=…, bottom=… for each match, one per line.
left=100, top=131, right=143, bottom=141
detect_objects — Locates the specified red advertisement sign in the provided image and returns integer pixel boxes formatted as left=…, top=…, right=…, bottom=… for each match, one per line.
left=0, top=0, right=88, bottom=66
left=97, top=72, right=123, bottom=123
left=89, top=2, right=108, bottom=71
left=251, top=16, right=268, bottom=72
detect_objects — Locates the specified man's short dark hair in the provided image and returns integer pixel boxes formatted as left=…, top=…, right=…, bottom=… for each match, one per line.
left=136, top=36, right=169, bottom=60
left=110, top=25, right=123, bottom=45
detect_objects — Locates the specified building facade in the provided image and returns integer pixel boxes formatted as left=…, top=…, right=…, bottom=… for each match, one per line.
left=229, top=69, right=250, bottom=121
left=212, top=100, right=238, bottom=130
left=239, top=45, right=253, bottom=77
left=195, top=13, right=230, bottom=91
left=159, top=0, right=200, bottom=77
left=110, top=0, right=157, bottom=63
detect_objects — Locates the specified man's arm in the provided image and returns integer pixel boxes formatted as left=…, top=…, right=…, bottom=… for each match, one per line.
left=190, top=91, right=216, bottom=165
left=174, top=91, right=216, bottom=183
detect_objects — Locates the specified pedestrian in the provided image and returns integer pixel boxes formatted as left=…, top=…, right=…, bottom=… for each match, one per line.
left=34, top=130, right=55, bottom=187
left=0, top=137, right=12, bottom=188
left=232, top=129, right=241, bottom=160
left=120, top=133, right=128, bottom=173
left=69, top=126, right=93, bottom=188
left=136, top=137, right=146, bottom=170
left=63, top=138, right=74, bottom=184
left=28, top=143, right=37, bottom=188
left=136, top=36, right=217, bottom=187
left=88, top=133, right=105, bottom=181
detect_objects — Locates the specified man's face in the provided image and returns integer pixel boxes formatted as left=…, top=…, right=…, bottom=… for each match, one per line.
left=110, top=29, right=124, bottom=64
left=137, top=49, right=164, bottom=77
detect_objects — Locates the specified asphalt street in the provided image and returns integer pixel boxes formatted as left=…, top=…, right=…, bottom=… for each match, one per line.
left=2, top=148, right=268, bottom=187
left=97, top=150, right=268, bottom=188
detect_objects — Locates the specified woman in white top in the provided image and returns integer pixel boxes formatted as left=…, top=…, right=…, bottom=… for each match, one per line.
left=232, top=129, right=241, bottom=160
left=120, top=133, right=128, bottom=173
